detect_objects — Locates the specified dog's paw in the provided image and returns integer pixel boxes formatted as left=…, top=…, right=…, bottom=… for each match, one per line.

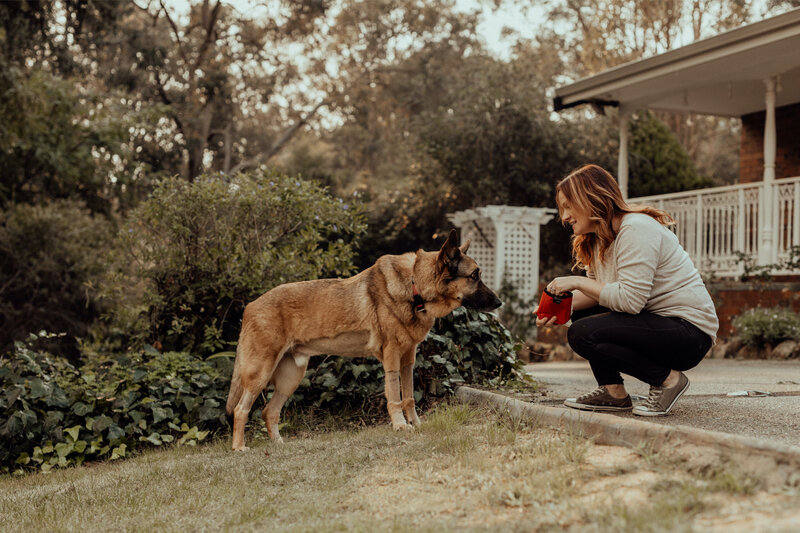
left=407, top=413, right=422, bottom=426
left=392, top=422, right=413, bottom=431
left=232, top=445, right=250, bottom=452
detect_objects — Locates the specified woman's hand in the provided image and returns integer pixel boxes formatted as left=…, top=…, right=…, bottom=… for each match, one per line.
left=546, top=276, right=585, bottom=296
left=533, top=303, right=558, bottom=328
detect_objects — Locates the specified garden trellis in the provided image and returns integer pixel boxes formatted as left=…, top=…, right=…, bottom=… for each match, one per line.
left=448, top=205, right=557, bottom=303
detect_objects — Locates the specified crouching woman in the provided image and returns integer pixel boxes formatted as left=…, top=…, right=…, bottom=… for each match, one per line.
left=536, top=164, right=718, bottom=416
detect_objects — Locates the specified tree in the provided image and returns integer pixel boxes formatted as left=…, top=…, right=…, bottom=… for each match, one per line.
left=0, top=67, right=154, bottom=212
left=533, top=0, right=752, bottom=185
left=628, top=111, right=714, bottom=197
left=69, top=0, right=481, bottom=181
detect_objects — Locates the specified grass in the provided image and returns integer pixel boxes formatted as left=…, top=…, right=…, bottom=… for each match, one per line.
left=1, top=401, right=798, bottom=532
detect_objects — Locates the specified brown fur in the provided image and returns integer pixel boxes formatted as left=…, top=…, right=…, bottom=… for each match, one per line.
left=225, top=229, right=501, bottom=450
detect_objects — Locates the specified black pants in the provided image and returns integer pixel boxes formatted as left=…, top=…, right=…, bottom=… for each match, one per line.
left=567, top=306, right=712, bottom=387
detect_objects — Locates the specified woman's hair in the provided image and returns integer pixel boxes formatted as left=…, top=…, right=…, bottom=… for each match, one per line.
left=556, top=164, right=674, bottom=271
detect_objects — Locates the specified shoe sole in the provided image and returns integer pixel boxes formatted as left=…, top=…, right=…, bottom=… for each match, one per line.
left=632, top=376, right=690, bottom=417
left=563, top=399, right=633, bottom=412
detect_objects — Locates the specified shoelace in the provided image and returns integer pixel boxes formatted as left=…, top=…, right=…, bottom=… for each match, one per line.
left=578, top=387, right=607, bottom=401
left=642, top=386, right=665, bottom=409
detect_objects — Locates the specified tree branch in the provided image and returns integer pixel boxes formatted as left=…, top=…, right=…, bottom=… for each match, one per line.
left=158, top=0, right=190, bottom=67
left=227, top=99, right=328, bottom=175
left=191, top=0, right=221, bottom=73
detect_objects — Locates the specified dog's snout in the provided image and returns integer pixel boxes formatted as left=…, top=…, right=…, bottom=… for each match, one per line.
left=462, top=288, right=502, bottom=312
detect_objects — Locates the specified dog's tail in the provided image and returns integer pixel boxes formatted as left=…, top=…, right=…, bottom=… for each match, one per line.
left=225, top=347, right=242, bottom=429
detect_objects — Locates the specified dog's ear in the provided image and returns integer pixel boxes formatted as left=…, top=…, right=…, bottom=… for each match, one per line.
left=459, top=239, right=470, bottom=254
left=438, top=229, right=461, bottom=265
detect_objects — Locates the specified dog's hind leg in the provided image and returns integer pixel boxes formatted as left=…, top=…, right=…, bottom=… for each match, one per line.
left=400, top=350, right=421, bottom=426
left=231, top=340, right=285, bottom=451
left=262, top=353, right=308, bottom=443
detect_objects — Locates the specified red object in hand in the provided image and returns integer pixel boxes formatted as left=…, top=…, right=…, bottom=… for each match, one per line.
left=536, top=289, right=573, bottom=324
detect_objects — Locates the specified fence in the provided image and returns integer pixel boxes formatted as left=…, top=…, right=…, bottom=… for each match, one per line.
left=630, top=175, right=800, bottom=277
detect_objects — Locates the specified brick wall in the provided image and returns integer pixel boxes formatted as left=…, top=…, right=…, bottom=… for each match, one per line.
left=740, top=102, right=800, bottom=183
left=709, top=279, right=800, bottom=339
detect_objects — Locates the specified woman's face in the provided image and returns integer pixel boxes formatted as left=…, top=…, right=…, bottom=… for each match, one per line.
left=557, top=191, right=594, bottom=235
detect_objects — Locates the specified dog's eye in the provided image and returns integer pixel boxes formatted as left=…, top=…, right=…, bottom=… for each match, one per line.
left=470, top=270, right=480, bottom=281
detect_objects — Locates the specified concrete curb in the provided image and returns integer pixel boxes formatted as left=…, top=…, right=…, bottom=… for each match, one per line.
left=456, top=386, right=800, bottom=486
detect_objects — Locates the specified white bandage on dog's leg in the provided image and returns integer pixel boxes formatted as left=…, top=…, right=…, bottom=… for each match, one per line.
left=385, top=370, right=408, bottom=428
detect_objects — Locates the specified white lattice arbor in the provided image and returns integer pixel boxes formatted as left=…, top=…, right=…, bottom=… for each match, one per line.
left=447, top=206, right=557, bottom=302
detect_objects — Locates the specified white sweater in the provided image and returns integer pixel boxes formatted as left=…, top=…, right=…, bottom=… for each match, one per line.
left=589, top=213, right=719, bottom=341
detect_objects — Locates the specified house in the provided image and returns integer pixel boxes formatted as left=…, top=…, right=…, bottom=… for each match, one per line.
left=553, top=8, right=800, bottom=336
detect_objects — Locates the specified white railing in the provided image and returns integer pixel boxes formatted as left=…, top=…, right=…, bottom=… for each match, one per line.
left=629, top=176, right=800, bottom=277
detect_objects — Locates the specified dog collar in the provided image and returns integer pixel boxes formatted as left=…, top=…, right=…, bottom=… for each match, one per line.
left=411, top=280, right=426, bottom=313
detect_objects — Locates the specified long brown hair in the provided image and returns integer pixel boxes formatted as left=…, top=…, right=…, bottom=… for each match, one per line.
left=556, top=164, right=674, bottom=271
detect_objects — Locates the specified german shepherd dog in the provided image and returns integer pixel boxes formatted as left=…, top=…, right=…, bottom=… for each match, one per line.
left=225, top=229, right=501, bottom=451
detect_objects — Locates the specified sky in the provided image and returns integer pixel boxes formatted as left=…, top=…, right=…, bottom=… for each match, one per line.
left=164, top=0, right=546, bottom=59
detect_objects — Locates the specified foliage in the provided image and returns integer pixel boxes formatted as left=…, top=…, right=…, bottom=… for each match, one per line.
left=496, top=277, right=538, bottom=342
left=732, top=307, right=800, bottom=347
left=627, top=111, right=714, bottom=197
left=2, top=308, right=523, bottom=474
left=0, top=333, right=231, bottom=475
left=0, top=67, right=152, bottom=213
left=733, top=246, right=800, bottom=281
left=348, top=51, right=612, bottom=270
left=0, top=200, right=114, bottom=358
left=103, top=170, right=366, bottom=355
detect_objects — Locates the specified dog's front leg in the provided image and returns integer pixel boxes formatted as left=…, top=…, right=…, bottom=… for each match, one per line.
left=383, top=368, right=410, bottom=430
left=400, top=353, right=421, bottom=427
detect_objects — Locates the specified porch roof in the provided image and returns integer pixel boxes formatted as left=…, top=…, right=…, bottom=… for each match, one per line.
left=553, top=8, right=800, bottom=117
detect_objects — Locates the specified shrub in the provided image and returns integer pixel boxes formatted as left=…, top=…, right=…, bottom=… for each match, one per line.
left=496, top=277, right=537, bottom=342
left=0, top=200, right=114, bottom=358
left=103, top=170, right=366, bottom=354
left=1, top=309, right=524, bottom=474
left=732, top=307, right=800, bottom=347
left=0, top=333, right=231, bottom=474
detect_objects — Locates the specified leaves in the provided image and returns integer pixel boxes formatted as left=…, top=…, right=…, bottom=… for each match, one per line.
left=107, top=170, right=367, bottom=355
left=1, top=301, right=520, bottom=474
left=1, top=340, right=231, bottom=473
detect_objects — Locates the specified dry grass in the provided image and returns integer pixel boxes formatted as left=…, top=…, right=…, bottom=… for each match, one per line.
left=1, top=401, right=799, bottom=533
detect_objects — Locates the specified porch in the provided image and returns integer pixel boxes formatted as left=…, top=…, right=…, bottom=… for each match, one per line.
left=630, top=175, right=800, bottom=277
left=554, top=9, right=800, bottom=280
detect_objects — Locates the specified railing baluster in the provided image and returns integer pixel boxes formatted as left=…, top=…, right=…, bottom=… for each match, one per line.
left=737, top=188, right=745, bottom=277
left=794, top=181, right=800, bottom=248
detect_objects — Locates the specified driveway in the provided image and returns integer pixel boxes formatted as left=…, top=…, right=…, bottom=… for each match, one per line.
left=525, top=359, right=800, bottom=449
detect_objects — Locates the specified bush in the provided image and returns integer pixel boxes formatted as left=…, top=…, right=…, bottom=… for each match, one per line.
left=103, top=170, right=366, bottom=354
left=0, top=333, right=231, bottom=474
left=0, top=200, right=114, bottom=358
left=1, top=308, right=524, bottom=474
left=732, top=307, right=800, bottom=347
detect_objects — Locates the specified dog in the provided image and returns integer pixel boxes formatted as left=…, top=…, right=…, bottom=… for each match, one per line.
left=225, top=229, right=502, bottom=451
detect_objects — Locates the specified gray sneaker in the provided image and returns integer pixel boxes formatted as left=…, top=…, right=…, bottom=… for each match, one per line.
left=632, top=372, right=690, bottom=416
left=564, top=387, right=633, bottom=412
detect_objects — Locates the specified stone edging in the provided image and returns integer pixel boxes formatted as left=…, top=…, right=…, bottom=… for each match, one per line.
left=456, top=386, right=800, bottom=486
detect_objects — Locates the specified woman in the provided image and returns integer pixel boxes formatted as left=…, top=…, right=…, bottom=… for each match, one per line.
left=536, top=164, right=718, bottom=416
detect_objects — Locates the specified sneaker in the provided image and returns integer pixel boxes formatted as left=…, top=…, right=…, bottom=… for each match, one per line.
left=563, top=387, right=633, bottom=412
left=632, top=372, right=689, bottom=417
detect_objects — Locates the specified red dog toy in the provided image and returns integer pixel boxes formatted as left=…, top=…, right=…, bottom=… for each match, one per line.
left=536, top=289, right=573, bottom=324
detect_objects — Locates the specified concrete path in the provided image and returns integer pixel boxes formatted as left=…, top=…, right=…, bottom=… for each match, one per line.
left=525, top=359, right=800, bottom=449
